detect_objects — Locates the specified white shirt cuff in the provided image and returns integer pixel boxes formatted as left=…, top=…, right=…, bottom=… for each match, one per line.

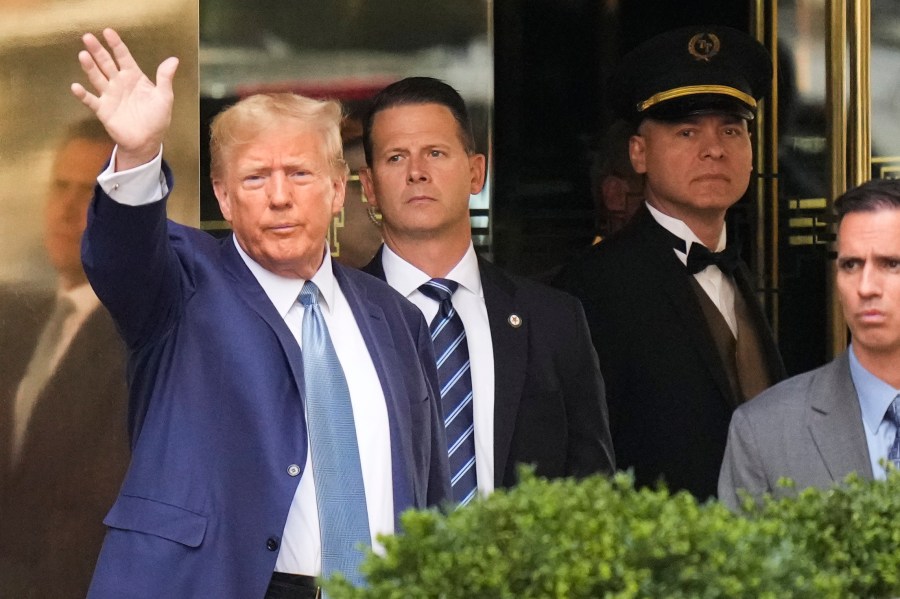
left=96, top=145, right=169, bottom=206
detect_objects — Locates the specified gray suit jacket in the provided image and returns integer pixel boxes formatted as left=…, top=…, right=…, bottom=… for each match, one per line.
left=718, top=350, right=872, bottom=510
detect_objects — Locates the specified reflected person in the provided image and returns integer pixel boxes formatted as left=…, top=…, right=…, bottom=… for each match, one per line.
left=0, top=119, right=128, bottom=599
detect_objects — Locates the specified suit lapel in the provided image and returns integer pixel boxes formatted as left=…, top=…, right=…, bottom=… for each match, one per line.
left=635, top=212, right=737, bottom=406
left=807, top=351, right=873, bottom=481
left=478, top=259, right=528, bottom=486
left=220, top=237, right=306, bottom=398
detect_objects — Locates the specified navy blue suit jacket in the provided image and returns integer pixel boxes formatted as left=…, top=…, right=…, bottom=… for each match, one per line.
left=82, top=166, right=450, bottom=599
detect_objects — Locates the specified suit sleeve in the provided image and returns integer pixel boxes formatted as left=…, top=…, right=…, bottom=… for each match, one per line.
left=559, top=296, right=616, bottom=476
left=718, top=407, right=771, bottom=511
left=81, top=161, right=185, bottom=350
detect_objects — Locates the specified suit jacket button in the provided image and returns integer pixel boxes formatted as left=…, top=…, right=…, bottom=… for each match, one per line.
left=266, top=537, right=279, bottom=551
left=287, top=464, right=301, bottom=477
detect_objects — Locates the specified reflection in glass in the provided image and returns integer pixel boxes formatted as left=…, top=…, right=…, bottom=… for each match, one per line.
left=777, top=0, right=831, bottom=374
left=0, top=3, right=198, bottom=597
left=777, top=0, right=900, bottom=373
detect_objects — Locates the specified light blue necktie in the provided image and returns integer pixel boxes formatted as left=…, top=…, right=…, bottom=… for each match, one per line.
left=886, top=395, right=900, bottom=470
left=419, top=278, right=478, bottom=506
left=299, top=281, right=370, bottom=588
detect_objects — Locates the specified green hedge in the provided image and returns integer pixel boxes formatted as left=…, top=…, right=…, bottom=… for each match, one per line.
left=326, top=470, right=900, bottom=598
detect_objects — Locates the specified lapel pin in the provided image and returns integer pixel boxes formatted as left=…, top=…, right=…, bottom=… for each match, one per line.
left=508, top=314, right=522, bottom=328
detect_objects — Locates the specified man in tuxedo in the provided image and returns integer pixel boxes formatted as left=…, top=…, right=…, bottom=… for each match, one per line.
left=719, top=178, right=900, bottom=509
left=555, top=25, right=785, bottom=498
left=358, top=77, right=614, bottom=504
left=71, top=29, right=449, bottom=599
left=0, top=119, right=128, bottom=599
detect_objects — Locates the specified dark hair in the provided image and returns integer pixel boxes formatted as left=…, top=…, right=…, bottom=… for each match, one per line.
left=834, top=178, right=900, bottom=223
left=362, top=76, right=475, bottom=166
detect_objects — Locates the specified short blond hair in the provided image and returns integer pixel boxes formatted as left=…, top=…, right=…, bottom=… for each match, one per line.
left=209, top=93, right=348, bottom=180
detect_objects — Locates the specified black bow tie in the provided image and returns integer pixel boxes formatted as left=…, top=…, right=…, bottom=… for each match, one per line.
left=685, top=241, right=740, bottom=275
left=658, top=222, right=741, bottom=275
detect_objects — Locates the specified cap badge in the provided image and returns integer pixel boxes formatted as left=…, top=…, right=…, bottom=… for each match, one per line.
left=688, top=32, right=720, bottom=62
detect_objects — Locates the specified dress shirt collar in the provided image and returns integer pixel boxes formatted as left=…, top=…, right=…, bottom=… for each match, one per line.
left=381, top=242, right=483, bottom=299
left=849, top=344, right=900, bottom=435
left=232, top=236, right=336, bottom=317
left=645, top=201, right=727, bottom=258
left=61, top=281, right=101, bottom=316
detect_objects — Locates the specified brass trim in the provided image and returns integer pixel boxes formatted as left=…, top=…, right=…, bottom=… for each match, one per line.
left=787, top=198, right=829, bottom=210
left=637, top=85, right=757, bottom=112
left=752, top=0, right=778, bottom=334
left=826, top=0, right=849, bottom=357
left=789, top=235, right=816, bottom=246
left=876, top=165, right=900, bottom=178
left=848, top=0, right=871, bottom=187
left=825, top=0, right=871, bottom=358
left=200, top=220, right=232, bottom=230
left=789, top=218, right=815, bottom=228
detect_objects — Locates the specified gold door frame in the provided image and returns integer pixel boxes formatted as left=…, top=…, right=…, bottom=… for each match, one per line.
left=753, top=0, right=871, bottom=359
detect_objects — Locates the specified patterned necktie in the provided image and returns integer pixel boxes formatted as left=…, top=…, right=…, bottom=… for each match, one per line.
left=885, top=395, right=900, bottom=470
left=299, top=281, right=370, bottom=588
left=419, top=278, right=477, bottom=506
left=12, top=296, right=76, bottom=465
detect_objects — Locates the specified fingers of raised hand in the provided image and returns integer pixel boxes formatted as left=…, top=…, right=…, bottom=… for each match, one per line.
left=80, top=31, right=120, bottom=83
left=102, top=28, right=140, bottom=72
left=154, top=57, right=180, bottom=95
left=70, top=82, right=100, bottom=112
left=76, top=48, right=111, bottom=96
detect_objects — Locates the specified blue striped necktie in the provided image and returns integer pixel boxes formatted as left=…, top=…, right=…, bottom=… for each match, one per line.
left=299, top=281, right=370, bottom=588
left=419, top=278, right=478, bottom=505
left=886, top=395, right=900, bottom=470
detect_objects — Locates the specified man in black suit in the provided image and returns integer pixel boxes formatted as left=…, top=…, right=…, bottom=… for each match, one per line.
left=0, top=120, right=129, bottom=598
left=555, top=26, right=786, bottom=499
left=359, top=77, right=614, bottom=502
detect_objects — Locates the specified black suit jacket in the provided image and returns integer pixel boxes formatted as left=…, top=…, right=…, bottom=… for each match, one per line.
left=0, top=288, right=129, bottom=599
left=554, top=208, right=785, bottom=498
left=363, top=247, right=614, bottom=487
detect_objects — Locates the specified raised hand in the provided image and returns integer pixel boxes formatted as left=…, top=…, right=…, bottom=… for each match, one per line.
left=71, top=28, right=179, bottom=171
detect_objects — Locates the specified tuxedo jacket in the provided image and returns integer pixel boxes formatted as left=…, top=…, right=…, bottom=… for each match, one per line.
left=81, top=166, right=450, bottom=599
left=0, top=289, right=129, bottom=599
left=363, top=247, right=614, bottom=488
left=554, top=207, right=785, bottom=498
left=718, top=351, right=871, bottom=510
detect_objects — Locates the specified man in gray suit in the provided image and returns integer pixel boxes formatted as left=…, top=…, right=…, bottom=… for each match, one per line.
left=719, top=178, right=900, bottom=509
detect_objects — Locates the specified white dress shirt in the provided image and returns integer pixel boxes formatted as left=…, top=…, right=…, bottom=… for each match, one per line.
left=646, top=202, right=738, bottom=336
left=380, top=243, right=496, bottom=495
left=97, top=147, right=393, bottom=576
left=849, top=345, right=900, bottom=481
